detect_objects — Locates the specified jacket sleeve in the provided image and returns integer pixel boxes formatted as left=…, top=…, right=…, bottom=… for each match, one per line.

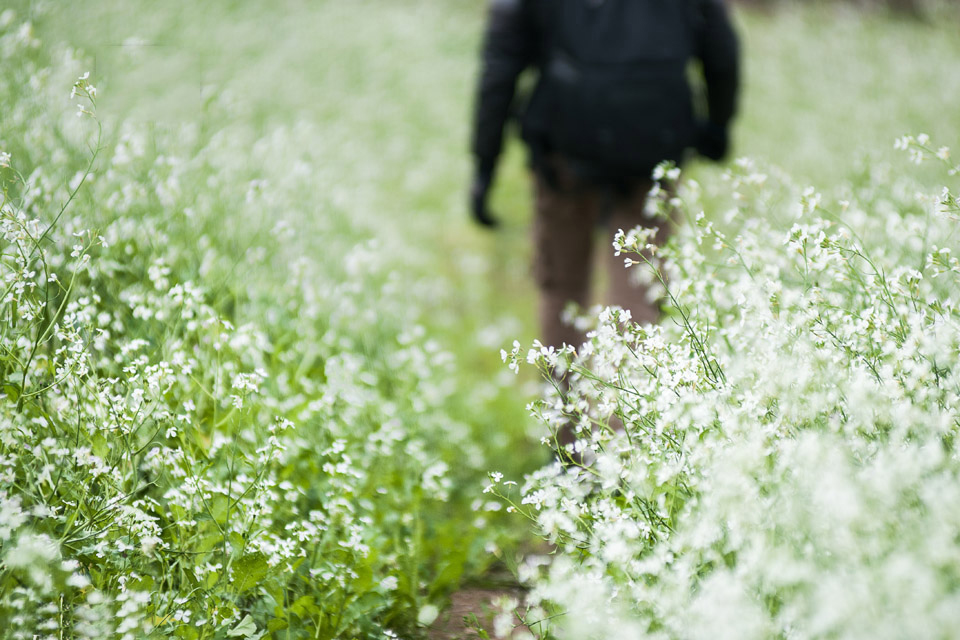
left=471, top=0, right=537, bottom=176
left=695, top=0, right=741, bottom=128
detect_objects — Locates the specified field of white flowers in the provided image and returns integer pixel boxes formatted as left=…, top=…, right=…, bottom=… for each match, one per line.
left=3, top=1, right=960, bottom=639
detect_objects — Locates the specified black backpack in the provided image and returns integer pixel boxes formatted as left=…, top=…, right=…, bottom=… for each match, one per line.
left=521, top=0, right=701, bottom=178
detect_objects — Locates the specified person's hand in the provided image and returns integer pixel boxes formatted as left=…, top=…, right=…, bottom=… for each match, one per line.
left=470, top=166, right=498, bottom=228
left=696, top=121, right=730, bottom=162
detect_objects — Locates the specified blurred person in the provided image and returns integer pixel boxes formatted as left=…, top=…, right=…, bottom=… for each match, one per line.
left=470, top=0, right=740, bottom=349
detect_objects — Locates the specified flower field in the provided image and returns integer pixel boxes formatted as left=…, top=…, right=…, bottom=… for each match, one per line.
left=2, top=1, right=960, bottom=639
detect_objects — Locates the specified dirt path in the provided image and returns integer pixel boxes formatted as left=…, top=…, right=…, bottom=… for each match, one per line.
left=426, top=586, right=530, bottom=640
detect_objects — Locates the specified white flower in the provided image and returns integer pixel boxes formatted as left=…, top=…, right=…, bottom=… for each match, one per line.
left=66, top=572, right=91, bottom=589
left=417, top=604, right=440, bottom=627
left=379, top=576, right=398, bottom=591
left=141, top=535, right=162, bottom=556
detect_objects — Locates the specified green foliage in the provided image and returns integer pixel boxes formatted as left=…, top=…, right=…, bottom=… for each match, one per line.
left=0, top=7, right=535, bottom=638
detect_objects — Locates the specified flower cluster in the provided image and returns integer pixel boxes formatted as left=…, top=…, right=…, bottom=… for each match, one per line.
left=502, top=142, right=960, bottom=639
left=0, top=12, right=527, bottom=638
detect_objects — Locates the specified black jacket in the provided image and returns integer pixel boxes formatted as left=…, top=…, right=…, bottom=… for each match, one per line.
left=471, top=0, right=741, bottom=178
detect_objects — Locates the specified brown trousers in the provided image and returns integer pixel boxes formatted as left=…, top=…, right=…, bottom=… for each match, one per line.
left=532, top=160, right=671, bottom=349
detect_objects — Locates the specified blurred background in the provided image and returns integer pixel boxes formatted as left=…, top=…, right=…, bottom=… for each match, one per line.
left=12, top=0, right=960, bottom=463
left=32, top=0, right=960, bottom=180
left=2, top=0, right=955, bottom=455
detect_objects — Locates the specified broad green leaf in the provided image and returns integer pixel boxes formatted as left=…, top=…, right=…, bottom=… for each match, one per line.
left=290, top=594, right=316, bottom=619
left=232, top=552, right=269, bottom=593
left=226, top=614, right=257, bottom=638
left=267, top=618, right=289, bottom=633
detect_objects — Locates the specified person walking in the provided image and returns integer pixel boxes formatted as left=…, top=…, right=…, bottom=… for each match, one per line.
left=470, top=0, right=740, bottom=349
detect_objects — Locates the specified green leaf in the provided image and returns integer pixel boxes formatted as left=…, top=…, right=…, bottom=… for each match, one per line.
left=290, top=594, right=316, bottom=619
left=195, top=532, right=222, bottom=554
left=208, top=495, right=230, bottom=525
left=227, top=614, right=257, bottom=638
left=128, top=575, right=156, bottom=592
left=351, top=562, right=373, bottom=591
left=267, top=618, right=289, bottom=632
left=205, top=571, right=220, bottom=589
left=175, top=626, right=200, bottom=640
left=232, top=552, right=269, bottom=593
left=229, top=531, right=246, bottom=554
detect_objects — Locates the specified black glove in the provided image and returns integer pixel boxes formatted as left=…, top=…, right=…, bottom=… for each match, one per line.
left=696, top=121, right=730, bottom=162
left=470, top=164, right=498, bottom=229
